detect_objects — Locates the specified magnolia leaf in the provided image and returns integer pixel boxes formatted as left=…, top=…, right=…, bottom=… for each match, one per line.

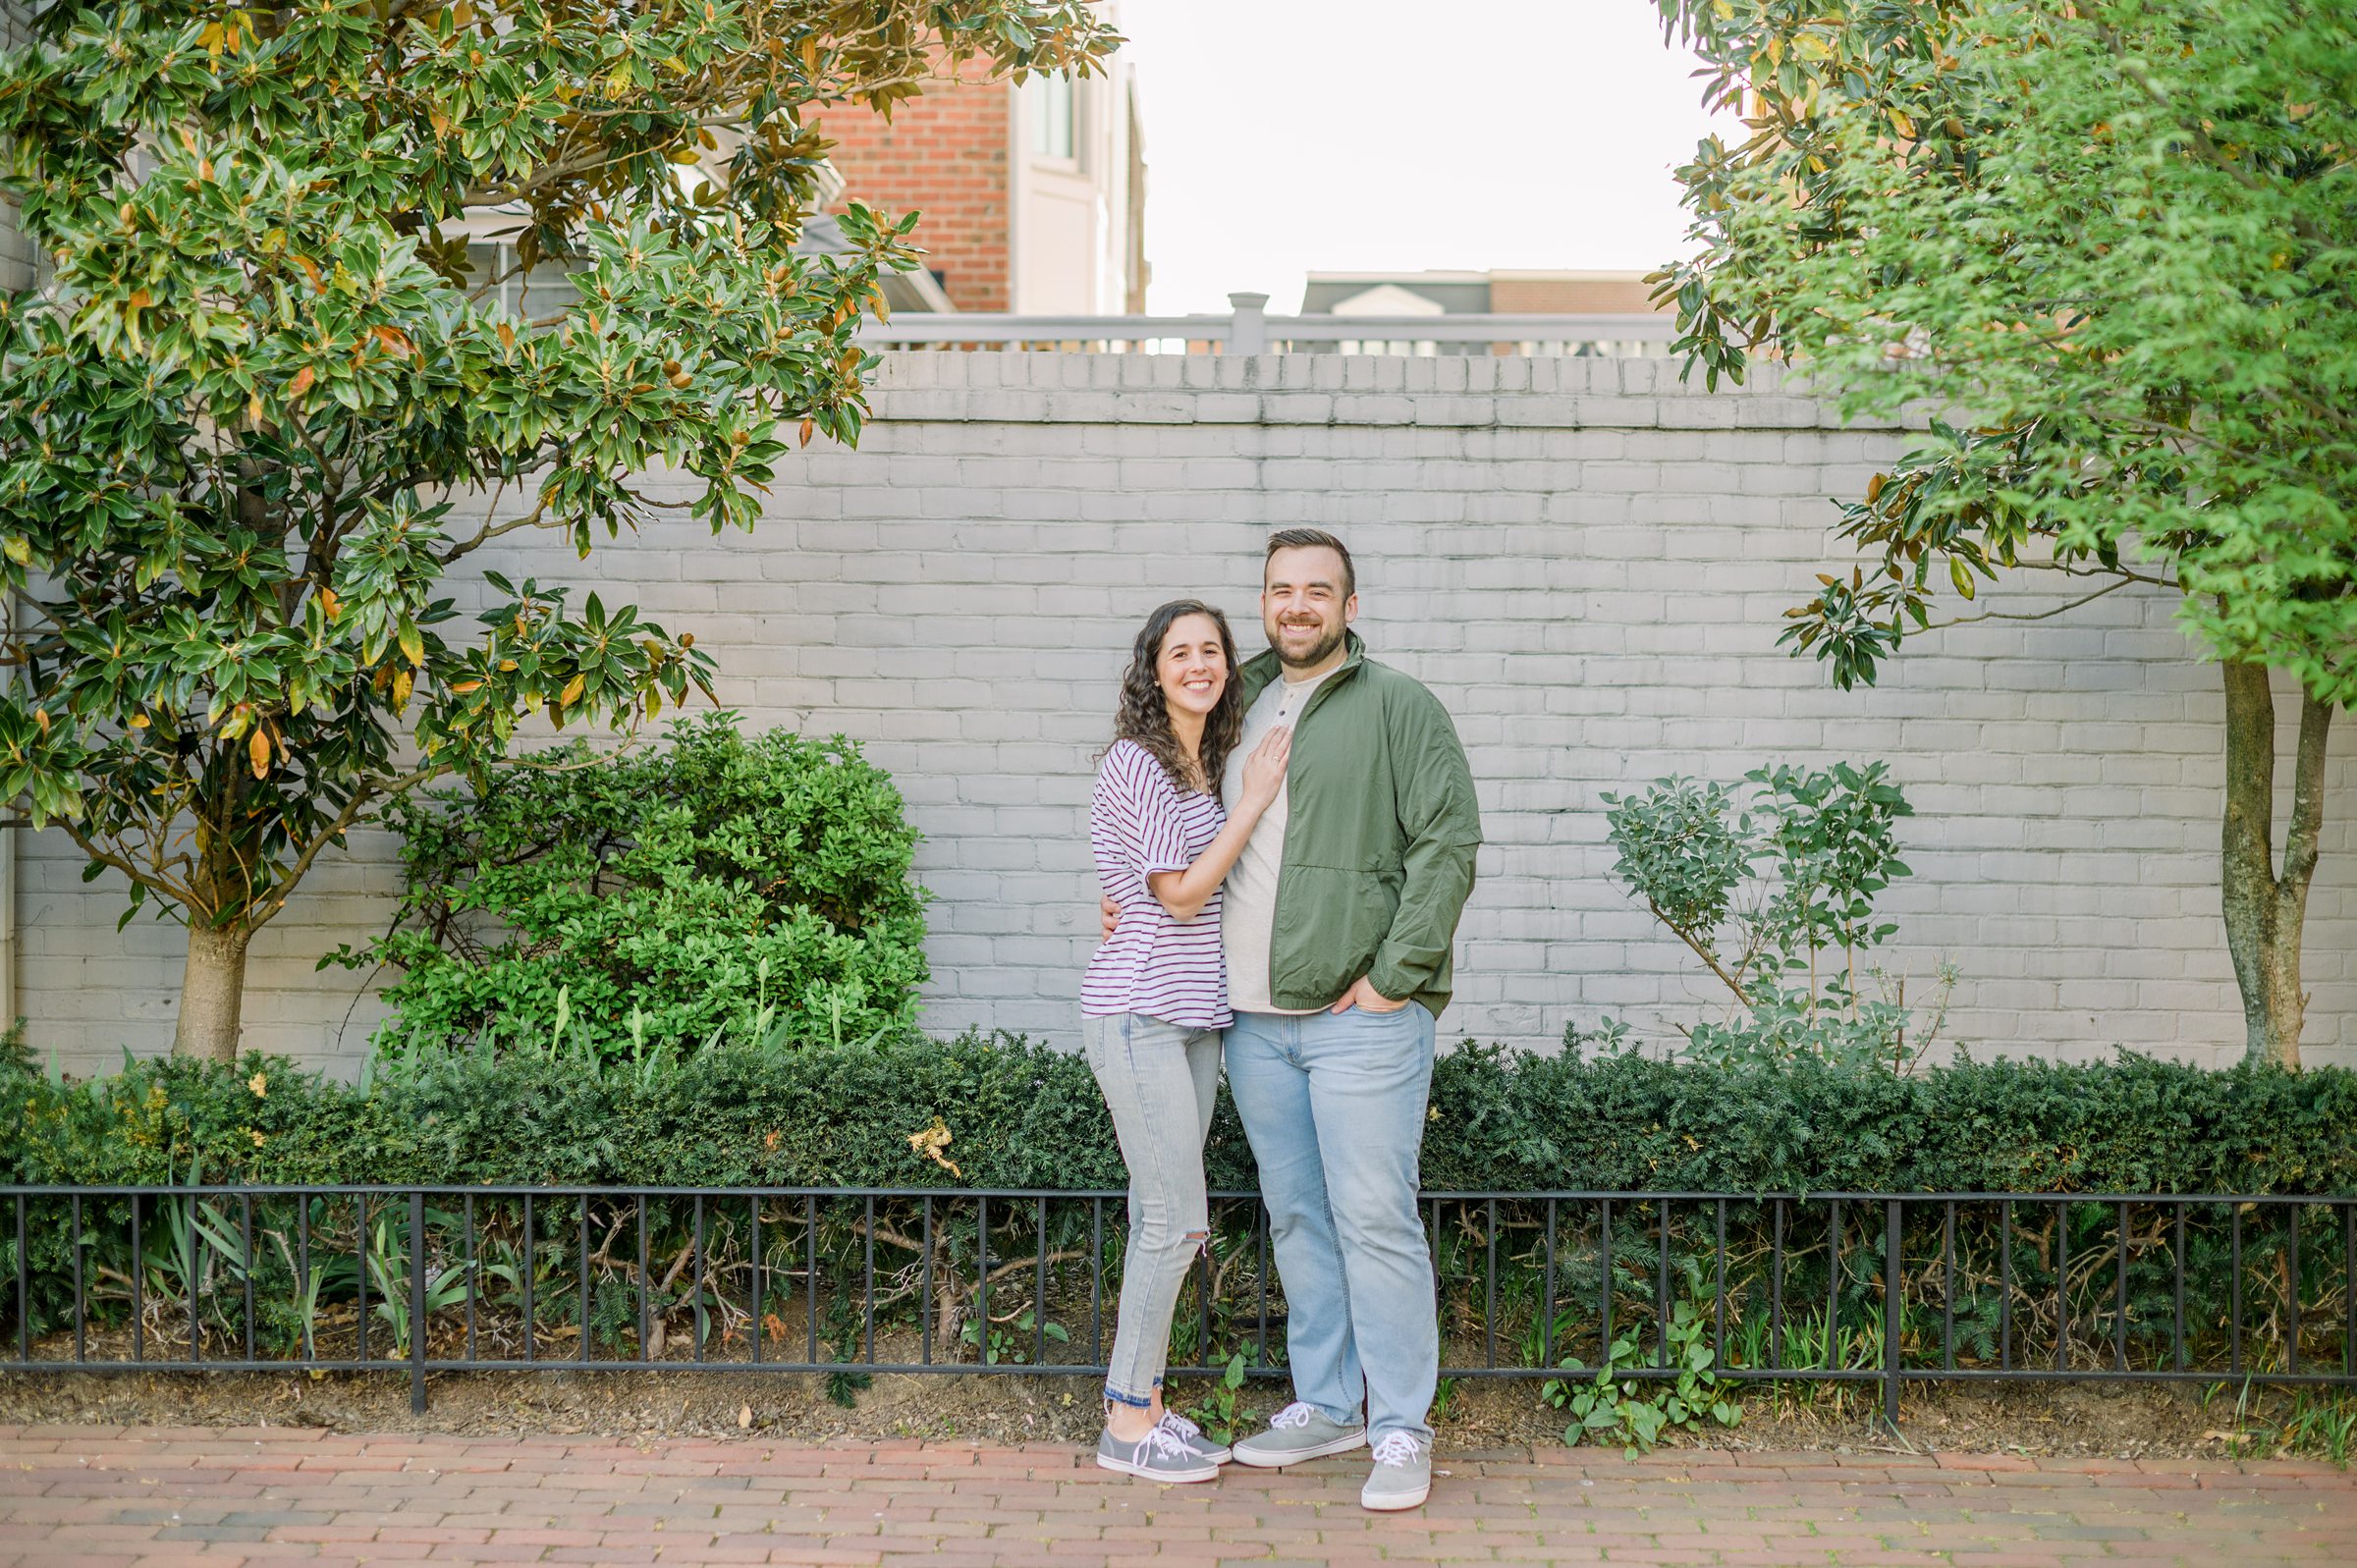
left=247, top=729, right=271, bottom=779
left=560, top=673, right=587, bottom=707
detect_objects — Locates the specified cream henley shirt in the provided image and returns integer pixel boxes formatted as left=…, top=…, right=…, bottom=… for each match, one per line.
left=1219, top=665, right=1340, bottom=1014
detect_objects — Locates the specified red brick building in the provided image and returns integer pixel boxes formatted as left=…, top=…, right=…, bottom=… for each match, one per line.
left=818, top=51, right=1146, bottom=313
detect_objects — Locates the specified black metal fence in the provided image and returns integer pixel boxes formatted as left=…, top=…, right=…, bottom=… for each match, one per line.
left=5, top=1186, right=2352, bottom=1420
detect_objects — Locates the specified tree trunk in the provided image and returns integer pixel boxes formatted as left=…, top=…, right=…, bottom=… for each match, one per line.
left=174, top=919, right=251, bottom=1061
left=2218, top=660, right=2330, bottom=1068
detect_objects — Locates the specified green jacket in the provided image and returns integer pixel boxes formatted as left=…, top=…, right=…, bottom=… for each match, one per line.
left=1239, top=631, right=1482, bottom=1018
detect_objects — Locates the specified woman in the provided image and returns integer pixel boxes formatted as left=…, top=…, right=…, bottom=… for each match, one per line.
left=1082, top=598, right=1290, bottom=1483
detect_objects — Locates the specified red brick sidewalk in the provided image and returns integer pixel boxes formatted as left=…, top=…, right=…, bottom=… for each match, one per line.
left=2, top=1426, right=2352, bottom=1567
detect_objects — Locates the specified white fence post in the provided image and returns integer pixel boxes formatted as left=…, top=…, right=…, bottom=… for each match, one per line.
left=1227, top=292, right=1270, bottom=354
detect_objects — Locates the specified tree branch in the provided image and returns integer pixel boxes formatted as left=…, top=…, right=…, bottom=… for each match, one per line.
left=246, top=760, right=448, bottom=936
left=1647, top=896, right=1754, bottom=1007
left=2280, top=689, right=2332, bottom=898
left=438, top=493, right=554, bottom=566
left=1927, top=572, right=2153, bottom=628
left=60, top=822, right=196, bottom=911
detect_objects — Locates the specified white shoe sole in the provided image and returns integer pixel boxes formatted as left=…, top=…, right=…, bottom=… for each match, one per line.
left=1095, top=1452, right=1220, bottom=1484
left=1360, top=1480, right=1431, bottom=1511
left=1229, top=1430, right=1368, bottom=1468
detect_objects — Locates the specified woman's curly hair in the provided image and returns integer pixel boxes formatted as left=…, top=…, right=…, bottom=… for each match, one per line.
left=1107, top=599, right=1245, bottom=796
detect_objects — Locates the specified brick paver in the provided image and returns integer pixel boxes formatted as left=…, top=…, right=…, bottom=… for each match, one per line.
left=1, top=1426, right=2351, bottom=1567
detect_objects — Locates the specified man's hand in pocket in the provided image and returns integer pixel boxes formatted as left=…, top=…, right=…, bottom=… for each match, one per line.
left=1330, top=976, right=1409, bottom=1014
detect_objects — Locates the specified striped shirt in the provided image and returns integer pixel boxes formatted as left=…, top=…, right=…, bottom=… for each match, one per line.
left=1081, top=739, right=1232, bottom=1029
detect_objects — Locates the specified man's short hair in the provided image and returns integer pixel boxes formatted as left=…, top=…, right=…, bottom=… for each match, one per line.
left=1263, top=528, right=1355, bottom=599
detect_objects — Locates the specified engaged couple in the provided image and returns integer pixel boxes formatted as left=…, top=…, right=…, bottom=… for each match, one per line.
left=1081, top=528, right=1482, bottom=1511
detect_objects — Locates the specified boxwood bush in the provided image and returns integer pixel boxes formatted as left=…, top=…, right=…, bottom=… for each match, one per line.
left=4, top=1035, right=2350, bottom=1385
left=8, top=1031, right=2351, bottom=1196
left=324, top=715, right=929, bottom=1056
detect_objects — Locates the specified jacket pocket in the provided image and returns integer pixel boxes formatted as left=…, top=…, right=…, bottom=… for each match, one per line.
left=1273, top=863, right=1403, bottom=1004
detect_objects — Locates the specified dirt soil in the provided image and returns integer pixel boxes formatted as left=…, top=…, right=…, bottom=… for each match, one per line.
left=0, top=1365, right=2321, bottom=1462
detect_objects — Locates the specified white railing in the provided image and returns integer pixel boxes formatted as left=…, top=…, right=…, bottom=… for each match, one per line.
left=860, top=292, right=1679, bottom=356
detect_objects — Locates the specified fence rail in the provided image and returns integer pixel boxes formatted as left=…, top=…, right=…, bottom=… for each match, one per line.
left=6, top=1186, right=2351, bottom=1422
left=857, top=293, right=1678, bottom=356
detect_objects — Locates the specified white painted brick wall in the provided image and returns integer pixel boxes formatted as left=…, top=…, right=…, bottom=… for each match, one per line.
left=0, top=6, right=35, bottom=294
left=13, top=351, right=2353, bottom=1076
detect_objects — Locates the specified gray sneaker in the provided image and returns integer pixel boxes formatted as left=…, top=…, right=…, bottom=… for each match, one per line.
left=1156, top=1410, right=1232, bottom=1465
left=1096, top=1422, right=1221, bottom=1483
left=1230, top=1401, right=1368, bottom=1468
left=1359, top=1431, right=1431, bottom=1511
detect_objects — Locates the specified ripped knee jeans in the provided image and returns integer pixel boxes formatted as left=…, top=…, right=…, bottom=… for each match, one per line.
left=1080, top=1011, right=1223, bottom=1410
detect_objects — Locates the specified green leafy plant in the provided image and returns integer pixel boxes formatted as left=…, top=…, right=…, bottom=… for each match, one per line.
left=824, top=1294, right=875, bottom=1410
left=962, top=1307, right=1068, bottom=1367
left=1654, top=0, right=2357, bottom=1065
left=1542, top=1296, right=1741, bottom=1456
left=0, top=0, right=1118, bottom=1061
left=2276, top=1389, right=2357, bottom=1467
left=328, top=715, right=928, bottom=1056
left=1185, top=1351, right=1256, bottom=1445
left=362, top=1202, right=502, bottom=1359
left=1601, top=761, right=1952, bottom=1070
left=258, top=1200, right=358, bottom=1358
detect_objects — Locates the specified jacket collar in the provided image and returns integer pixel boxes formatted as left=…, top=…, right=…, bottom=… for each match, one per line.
left=1240, top=628, right=1367, bottom=705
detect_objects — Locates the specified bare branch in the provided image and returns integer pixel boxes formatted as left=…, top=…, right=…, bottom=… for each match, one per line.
left=439, top=493, right=555, bottom=567
left=246, top=760, right=450, bottom=936
left=1927, top=574, right=2157, bottom=630
left=1647, top=896, right=1754, bottom=1007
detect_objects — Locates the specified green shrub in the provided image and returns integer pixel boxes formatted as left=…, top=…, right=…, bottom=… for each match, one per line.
left=3, top=1036, right=2348, bottom=1381
left=326, top=715, right=928, bottom=1056
left=1601, top=761, right=1956, bottom=1071
left=6, top=1032, right=2350, bottom=1196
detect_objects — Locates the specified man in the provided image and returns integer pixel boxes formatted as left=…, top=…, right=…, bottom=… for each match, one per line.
left=1103, top=528, right=1481, bottom=1510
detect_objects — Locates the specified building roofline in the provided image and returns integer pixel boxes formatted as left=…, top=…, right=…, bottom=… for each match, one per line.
left=1304, top=269, right=1490, bottom=285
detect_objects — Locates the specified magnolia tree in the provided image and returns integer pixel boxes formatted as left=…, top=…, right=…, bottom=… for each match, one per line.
left=0, top=1, right=1117, bottom=1059
left=1654, top=0, right=2355, bottom=1065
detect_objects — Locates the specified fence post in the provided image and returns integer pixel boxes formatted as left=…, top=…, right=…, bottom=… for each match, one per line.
left=409, top=1190, right=428, bottom=1414
left=1228, top=292, right=1269, bottom=354
left=1883, top=1199, right=1901, bottom=1430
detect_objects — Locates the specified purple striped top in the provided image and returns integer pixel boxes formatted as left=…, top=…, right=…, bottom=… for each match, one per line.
left=1081, top=739, right=1232, bottom=1029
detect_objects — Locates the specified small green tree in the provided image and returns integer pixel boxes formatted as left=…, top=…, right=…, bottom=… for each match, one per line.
left=0, top=2, right=1117, bottom=1058
left=1653, top=0, right=2355, bottom=1064
left=1601, top=760, right=1952, bottom=1070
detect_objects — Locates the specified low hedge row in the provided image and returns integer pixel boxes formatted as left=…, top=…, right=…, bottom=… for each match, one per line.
left=7, top=1032, right=2353, bottom=1195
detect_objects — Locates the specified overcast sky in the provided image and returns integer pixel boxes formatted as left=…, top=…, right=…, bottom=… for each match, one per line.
left=1116, top=1, right=1743, bottom=314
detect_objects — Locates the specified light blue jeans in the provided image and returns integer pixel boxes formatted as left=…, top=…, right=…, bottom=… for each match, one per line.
left=1080, top=1011, right=1223, bottom=1410
left=1225, top=1002, right=1439, bottom=1446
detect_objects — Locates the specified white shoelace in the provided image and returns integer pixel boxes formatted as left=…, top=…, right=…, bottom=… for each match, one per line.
left=1155, top=1411, right=1205, bottom=1441
left=1124, top=1423, right=1194, bottom=1461
left=1370, top=1432, right=1424, bottom=1468
left=1267, top=1401, right=1316, bottom=1431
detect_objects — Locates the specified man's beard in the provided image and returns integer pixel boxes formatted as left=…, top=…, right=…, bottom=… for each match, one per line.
left=1271, top=618, right=1344, bottom=672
